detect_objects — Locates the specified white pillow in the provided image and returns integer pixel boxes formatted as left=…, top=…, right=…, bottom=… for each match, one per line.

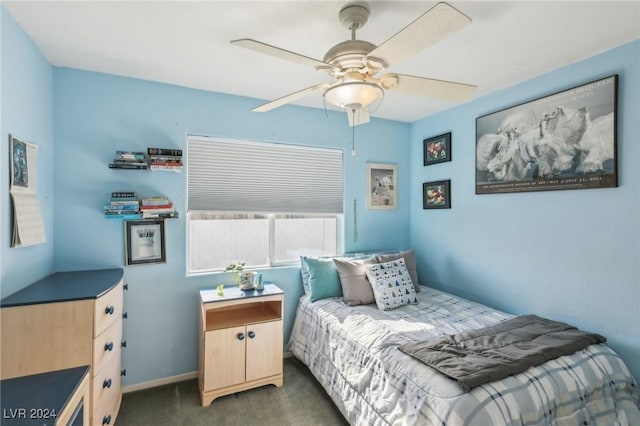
left=364, top=258, right=418, bottom=311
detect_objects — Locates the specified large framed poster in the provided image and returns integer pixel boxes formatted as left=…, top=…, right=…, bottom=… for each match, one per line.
left=476, top=75, right=617, bottom=194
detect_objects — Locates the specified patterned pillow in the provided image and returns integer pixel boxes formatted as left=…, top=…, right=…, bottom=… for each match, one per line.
left=376, top=249, right=420, bottom=292
left=364, top=258, right=418, bottom=311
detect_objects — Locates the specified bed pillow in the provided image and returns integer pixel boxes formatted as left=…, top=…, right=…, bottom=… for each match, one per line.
left=302, top=256, right=343, bottom=302
left=365, top=258, right=418, bottom=311
left=333, top=257, right=378, bottom=306
left=376, top=249, right=420, bottom=292
left=300, top=256, right=312, bottom=294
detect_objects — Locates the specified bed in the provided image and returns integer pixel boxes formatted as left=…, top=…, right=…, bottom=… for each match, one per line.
left=288, top=260, right=640, bottom=425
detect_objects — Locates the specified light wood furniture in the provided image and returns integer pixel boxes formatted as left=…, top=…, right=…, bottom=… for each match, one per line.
left=0, top=366, right=91, bottom=426
left=199, top=284, right=284, bottom=406
left=0, top=269, right=124, bottom=425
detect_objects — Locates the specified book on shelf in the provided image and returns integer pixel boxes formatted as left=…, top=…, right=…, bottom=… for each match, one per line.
left=116, top=150, right=146, bottom=160
left=149, top=164, right=182, bottom=172
left=147, top=147, right=182, bottom=157
left=109, top=200, right=140, bottom=207
left=103, top=203, right=140, bottom=211
left=140, top=203, right=173, bottom=210
left=147, top=155, right=182, bottom=162
left=105, top=212, right=142, bottom=220
left=148, top=160, right=183, bottom=166
left=141, top=196, right=169, bottom=205
left=112, top=159, right=148, bottom=166
left=109, top=163, right=149, bottom=170
left=141, top=211, right=179, bottom=219
left=111, top=191, right=136, bottom=198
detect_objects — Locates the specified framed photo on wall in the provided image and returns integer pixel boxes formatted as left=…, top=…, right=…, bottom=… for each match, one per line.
left=125, top=220, right=166, bottom=265
left=423, top=180, right=451, bottom=209
left=476, top=75, right=617, bottom=194
left=423, top=132, right=451, bottom=166
left=366, top=162, right=397, bottom=210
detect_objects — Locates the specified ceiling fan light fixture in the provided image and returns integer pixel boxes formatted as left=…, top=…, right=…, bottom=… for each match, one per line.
left=323, top=81, right=383, bottom=109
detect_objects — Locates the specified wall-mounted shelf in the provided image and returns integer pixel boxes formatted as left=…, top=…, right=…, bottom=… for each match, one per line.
left=108, top=148, right=183, bottom=172
left=103, top=192, right=178, bottom=220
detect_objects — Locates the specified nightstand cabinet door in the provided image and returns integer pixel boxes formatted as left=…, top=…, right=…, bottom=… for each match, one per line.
left=246, top=320, right=283, bottom=382
left=204, top=326, right=247, bottom=390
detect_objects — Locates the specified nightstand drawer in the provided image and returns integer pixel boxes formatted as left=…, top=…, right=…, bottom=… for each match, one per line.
left=94, top=281, right=123, bottom=336
left=93, top=318, right=123, bottom=376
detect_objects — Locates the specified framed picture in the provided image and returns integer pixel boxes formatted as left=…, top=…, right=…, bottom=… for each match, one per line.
left=423, top=180, right=451, bottom=209
left=125, top=220, right=166, bottom=265
left=423, top=132, right=451, bottom=166
left=10, top=134, right=29, bottom=188
left=366, top=162, right=397, bottom=210
left=476, top=75, right=617, bottom=194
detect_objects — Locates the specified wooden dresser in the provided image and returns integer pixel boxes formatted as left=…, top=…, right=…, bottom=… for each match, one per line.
left=0, top=269, right=125, bottom=425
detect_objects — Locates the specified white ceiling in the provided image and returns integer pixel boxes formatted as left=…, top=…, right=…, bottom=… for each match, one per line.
left=4, top=1, right=640, bottom=123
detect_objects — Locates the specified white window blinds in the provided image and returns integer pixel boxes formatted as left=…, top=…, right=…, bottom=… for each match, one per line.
left=187, top=136, right=343, bottom=213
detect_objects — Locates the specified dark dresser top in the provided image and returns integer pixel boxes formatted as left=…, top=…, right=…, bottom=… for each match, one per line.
left=0, top=365, right=90, bottom=425
left=1, top=268, right=124, bottom=308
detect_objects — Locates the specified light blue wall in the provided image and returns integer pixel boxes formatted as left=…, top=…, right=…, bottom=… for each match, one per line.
left=0, top=8, right=54, bottom=297
left=410, top=40, right=640, bottom=381
left=52, top=68, right=410, bottom=386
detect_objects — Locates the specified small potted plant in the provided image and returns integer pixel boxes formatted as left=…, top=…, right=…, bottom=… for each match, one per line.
left=224, top=261, right=257, bottom=291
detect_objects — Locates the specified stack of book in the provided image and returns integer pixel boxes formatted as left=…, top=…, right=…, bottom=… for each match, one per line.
left=148, top=147, right=183, bottom=172
left=104, top=191, right=141, bottom=219
left=140, top=196, right=178, bottom=219
left=109, top=151, right=148, bottom=170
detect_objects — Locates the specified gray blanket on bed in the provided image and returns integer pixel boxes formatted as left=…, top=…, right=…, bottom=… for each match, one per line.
left=398, top=314, right=606, bottom=391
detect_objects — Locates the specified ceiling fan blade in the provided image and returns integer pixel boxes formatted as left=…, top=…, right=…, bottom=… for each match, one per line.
left=252, top=83, right=331, bottom=112
left=391, top=73, right=477, bottom=102
left=365, top=2, right=471, bottom=69
left=347, top=108, right=370, bottom=127
left=231, top=38, right=334, bottom=72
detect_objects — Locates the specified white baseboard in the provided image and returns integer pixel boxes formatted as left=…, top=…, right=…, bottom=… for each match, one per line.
left=122, top=371, right=198, bottom=394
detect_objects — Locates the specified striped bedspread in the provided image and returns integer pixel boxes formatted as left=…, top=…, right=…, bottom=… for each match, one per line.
left=288, top=286, right=640, bottom=425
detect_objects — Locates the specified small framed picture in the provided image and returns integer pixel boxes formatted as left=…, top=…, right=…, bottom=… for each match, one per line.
left=10, top=134, right=29, bottom=188
left=423, top=132, right=451, bottom=166
left=423, top=180, right=451, bottom=209
left=125, top=220, right=166, bottom=265
left=366, top=162, right=398, bottom=210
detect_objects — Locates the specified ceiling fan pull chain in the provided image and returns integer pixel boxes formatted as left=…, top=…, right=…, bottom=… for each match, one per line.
left=352, top=114, right=356, bottom=156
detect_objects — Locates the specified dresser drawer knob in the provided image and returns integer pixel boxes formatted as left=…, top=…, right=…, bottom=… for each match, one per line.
left=121, top=369, right=127, bottom=377
left=103, top=378, right=112, bottom=388
left=102, top=414, right=112, bottom=425
left=248, top=331, right=256, bottom=339
left=105, top=305, right=115, bottom=315
left=121, top=340, right=127, bottom=348
left=104, top=342, right=114, bottom=351
left=237, top=332, right=245, bottom=340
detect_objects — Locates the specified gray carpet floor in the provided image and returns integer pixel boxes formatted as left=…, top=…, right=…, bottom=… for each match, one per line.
left=117, top=357, right=349, bottom=425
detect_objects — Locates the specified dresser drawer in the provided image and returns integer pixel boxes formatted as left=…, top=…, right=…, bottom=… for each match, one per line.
left=92, top=384, right=122, bottom=426
left=92, top=355, right=121, bottom=415
left=94, top=281, right=123, bottom=337
left=93, top=318, right=122, bottom=376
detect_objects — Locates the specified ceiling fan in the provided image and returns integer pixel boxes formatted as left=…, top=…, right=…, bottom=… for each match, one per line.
left=231, top=2, right=477, bottom=126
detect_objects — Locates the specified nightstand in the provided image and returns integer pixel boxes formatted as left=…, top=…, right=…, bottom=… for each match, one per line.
left=198, top=284, right=284, bottom=406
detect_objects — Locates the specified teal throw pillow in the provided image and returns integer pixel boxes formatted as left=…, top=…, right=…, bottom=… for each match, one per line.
left=303, top=256, right=342, bottom=302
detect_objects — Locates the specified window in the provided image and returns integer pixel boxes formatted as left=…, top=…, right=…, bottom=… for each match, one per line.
left=187, top=136, right=343, bottom=275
